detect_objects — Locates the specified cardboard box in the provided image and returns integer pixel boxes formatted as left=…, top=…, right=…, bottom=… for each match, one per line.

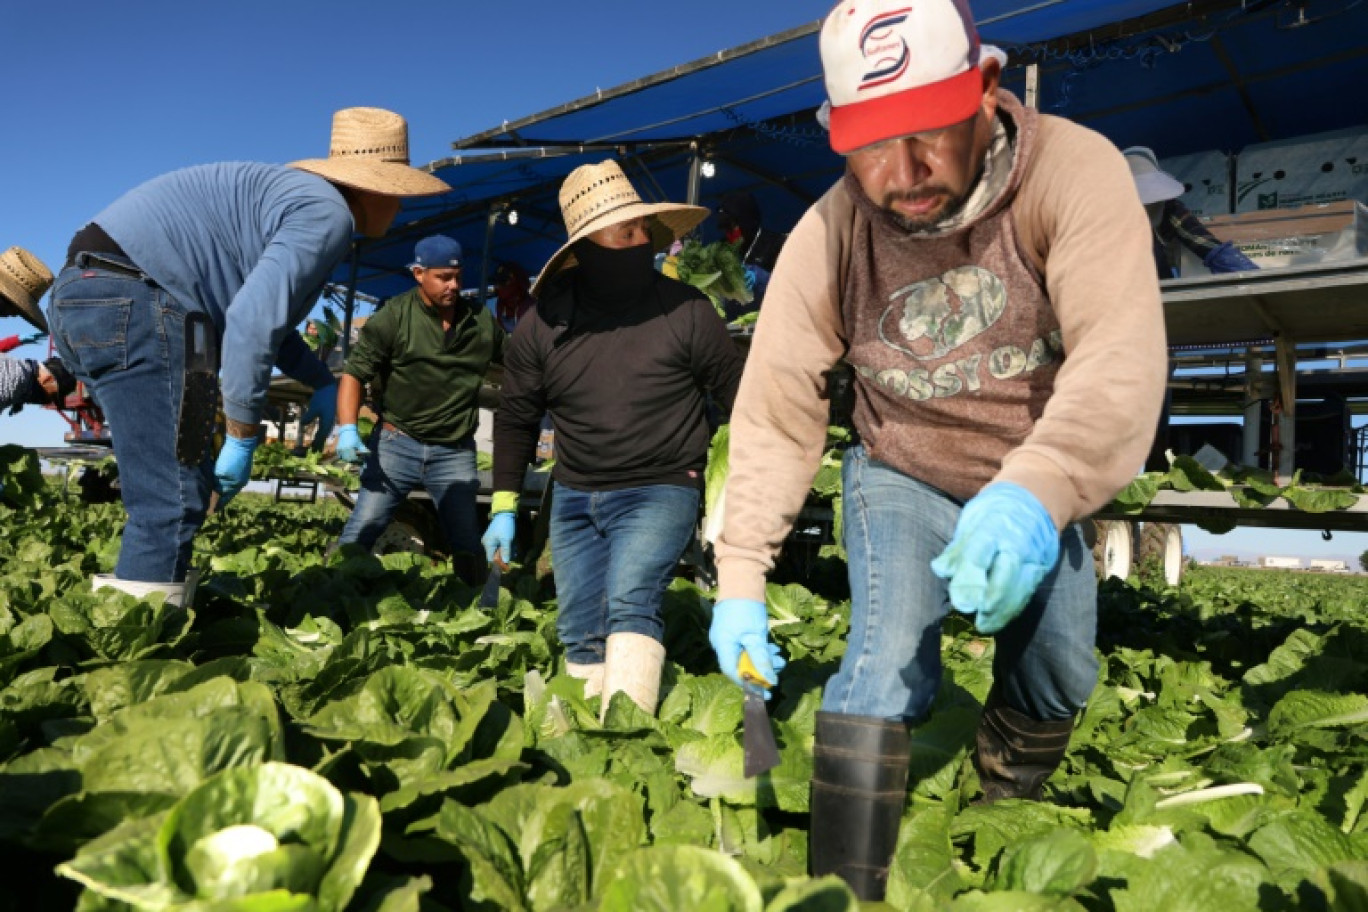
left=1178, top=200, right=1368, bottom=275
left=1235, top=126, right=1368, bottom=213
left=1159, top=149, right=1233, bottom=217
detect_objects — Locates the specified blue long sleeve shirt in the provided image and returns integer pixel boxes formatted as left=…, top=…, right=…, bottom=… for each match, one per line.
left=94, top=162, right=353, bottom=424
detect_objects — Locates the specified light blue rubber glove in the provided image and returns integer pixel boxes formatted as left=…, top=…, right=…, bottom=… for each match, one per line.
left=709, top=598, right=786, bottom=697
left=482, top=512, right=516, bottom=563
left=743, top=266, right=758, bottom=294
left=213, top=435, right=259, bottom=508
left=300, top=383, right=338, bottom=450
left=336, top=424, right=369, bottom=464
left=930, top=482, right=1061, bottom=634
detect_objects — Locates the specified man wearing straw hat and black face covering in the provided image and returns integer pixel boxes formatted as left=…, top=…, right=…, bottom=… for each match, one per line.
left=47, top=107, right=450, bottom=607
left=484, top=160, right=748, bottom=719
left=0, top=246, right=76, bottom=414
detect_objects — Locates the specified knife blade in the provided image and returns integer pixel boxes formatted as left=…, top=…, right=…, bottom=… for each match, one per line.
left=480, top=553, right=508, bottom=609
left=738, top=651, right=780, bottom=777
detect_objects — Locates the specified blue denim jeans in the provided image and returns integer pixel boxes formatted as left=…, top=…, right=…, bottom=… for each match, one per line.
left=825, top=447, right=1098, bottom=723
left=338, top=428, right=482, bottom=558
left=550, top=482, right=700, bottom=665
left=48, top=258, right=213, bottom=583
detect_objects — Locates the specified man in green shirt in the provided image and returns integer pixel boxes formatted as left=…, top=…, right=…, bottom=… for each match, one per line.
left=333, top=235, right=504, bottom=577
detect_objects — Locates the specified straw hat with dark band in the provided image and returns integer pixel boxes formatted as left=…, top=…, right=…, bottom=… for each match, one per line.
left=0, top=246, right=54, bottom=332
left=290, top=107, right=450, bottom=198
left=531, top=159, right=708, bottom=298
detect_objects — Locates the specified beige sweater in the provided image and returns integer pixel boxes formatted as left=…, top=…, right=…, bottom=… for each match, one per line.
left=715, top=92, right=1168, bottom=602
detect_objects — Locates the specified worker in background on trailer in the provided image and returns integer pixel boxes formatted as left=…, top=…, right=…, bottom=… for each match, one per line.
left=1126, top=146, right=1257, bottom=471
left=0, top=246, right=75, bottom=413
left=484, top=160, right=747, bottom=722
left=491, top=261, right=536, bottom=332
left=332, top=235, right=504, bottom=584
left=46, top=107, right=450, bottom=609
left=1124, top=147, right=1258, bottom=279
left=707, top=0, right=1167, bottom=899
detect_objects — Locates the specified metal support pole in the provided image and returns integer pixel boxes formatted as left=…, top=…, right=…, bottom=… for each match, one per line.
left=479, top=206, right=501, bottom=309
left=1242, top=350, right=1262, bottom=467
left=1275, top=333, right=1297, bottom=480
left=340, top=243, right=359, bottom=360
left=686, top=143, right=702, bottom=207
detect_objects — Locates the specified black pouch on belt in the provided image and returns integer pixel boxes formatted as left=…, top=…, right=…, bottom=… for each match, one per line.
left=177, top=312, right=221, bottom=465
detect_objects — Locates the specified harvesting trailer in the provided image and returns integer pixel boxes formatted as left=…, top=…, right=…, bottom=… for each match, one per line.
left=317, top=0, right=1368, bottom=586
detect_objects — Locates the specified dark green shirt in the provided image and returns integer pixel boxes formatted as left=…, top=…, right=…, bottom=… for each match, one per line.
left=343, top=287, right=504, bottom=445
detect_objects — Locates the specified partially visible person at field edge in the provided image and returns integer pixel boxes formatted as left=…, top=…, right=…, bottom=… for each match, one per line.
left=483, top=160, right=748, bottom=721
left=707, top=0, right=1167, bottom=900
left=1124, top=146, right=1258, bottom=280
left=1126, top=146, right=1257, bottom=471
left=46, top=107, right=451, bottom=608
left=715, top=190, right=775, bottom=317
left=332, top=234, right=504, bottom=584
left=491, top=260, right=535, bottom=332
left=0, top=246, right=75, bottom=413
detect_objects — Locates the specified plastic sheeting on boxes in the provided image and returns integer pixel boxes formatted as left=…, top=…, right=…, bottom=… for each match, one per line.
left=1235, top=126, right=1368, bottom=213
left=1177, top=200, right=1368, bottom=275
left=1159, top=149, right=1233, bottom=217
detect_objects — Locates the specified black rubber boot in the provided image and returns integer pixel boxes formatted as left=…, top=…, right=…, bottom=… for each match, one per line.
left=973, top=689, right=1076, bottom=803
left=810, top=712, right=911, bottom=901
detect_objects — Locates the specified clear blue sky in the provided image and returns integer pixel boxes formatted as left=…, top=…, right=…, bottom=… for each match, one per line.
left=2, top=0, right=1362, bottom=565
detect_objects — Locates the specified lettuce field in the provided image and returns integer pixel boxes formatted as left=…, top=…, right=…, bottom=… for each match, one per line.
left=2, top=445, right=1368, bottom=911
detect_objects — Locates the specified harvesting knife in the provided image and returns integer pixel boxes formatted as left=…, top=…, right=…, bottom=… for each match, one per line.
left=738, top=651, right=780, bottom=777
left=480, top=553, right=508, bottom=609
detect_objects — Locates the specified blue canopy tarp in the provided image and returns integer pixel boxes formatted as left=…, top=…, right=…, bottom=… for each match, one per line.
left=334, top=0, right=1368, bottom=302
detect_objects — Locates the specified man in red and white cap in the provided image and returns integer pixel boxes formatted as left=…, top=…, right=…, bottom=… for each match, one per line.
left=708, top=0, right=1167, bottom=897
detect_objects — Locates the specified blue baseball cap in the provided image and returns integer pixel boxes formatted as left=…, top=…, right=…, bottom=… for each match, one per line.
left=410, top=235, right=463, bottom=269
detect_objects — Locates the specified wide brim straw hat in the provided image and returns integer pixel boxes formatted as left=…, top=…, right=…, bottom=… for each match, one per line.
left=1123, top=146, right=1186, bottom=206
left=290, top=106, right=450, bottom=198
left=531, top=160, right=709, bottom=298
left=0, top=246, right=54, bottom=332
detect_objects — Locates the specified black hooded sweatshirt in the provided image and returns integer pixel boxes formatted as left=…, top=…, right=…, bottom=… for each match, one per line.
left=492, top=247, right=744, bottom=495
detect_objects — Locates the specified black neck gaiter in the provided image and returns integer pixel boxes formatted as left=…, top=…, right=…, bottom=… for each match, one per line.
left=572, top=238, right=657, bottom=308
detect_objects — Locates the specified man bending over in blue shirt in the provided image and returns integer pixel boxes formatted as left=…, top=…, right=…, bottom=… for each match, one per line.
left=47, top=107, right=450, bottom=607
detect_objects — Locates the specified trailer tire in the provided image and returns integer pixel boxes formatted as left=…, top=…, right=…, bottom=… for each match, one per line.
left=1140, top=522, right=1185, bottom=587
left=1092, top=520, right=1137, bottom=582
left=374, top=501, right=446, bottom=558
left=77, top=465, right=121, bottom=504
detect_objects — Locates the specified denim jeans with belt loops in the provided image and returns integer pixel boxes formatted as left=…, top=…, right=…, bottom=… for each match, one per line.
left=48, top=256, right=213, bottom=583
left=825, top=446, right=1099, bottom=723
left=338, top=427, right=482, bottom=559
left=549, top=482, right=700, bottom=665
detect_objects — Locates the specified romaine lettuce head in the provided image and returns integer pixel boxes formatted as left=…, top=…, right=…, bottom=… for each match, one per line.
left=57, top=761, right=381, bottom=911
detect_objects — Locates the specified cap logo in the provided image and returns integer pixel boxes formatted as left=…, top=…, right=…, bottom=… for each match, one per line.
left=859, top=7, right=913, bottom=91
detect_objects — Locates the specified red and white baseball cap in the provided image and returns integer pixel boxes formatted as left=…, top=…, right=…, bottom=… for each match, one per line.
left=820, top=0, right=984, bottom=154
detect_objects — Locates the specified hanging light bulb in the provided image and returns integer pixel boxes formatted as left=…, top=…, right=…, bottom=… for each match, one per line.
left=700, top=160, right=716, bottom=179
left=506, top=209, right=519, bottom=226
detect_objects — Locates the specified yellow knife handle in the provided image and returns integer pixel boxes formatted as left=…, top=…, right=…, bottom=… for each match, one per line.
left=737, top=650, right=772, bottom=689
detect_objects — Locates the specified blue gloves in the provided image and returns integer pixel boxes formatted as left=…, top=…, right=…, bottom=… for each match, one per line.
left=300, top=383, right=338, bottom=450
left=336, top=424, right=369, bottom=464
left=709, top=598, right=786, bottom=697
left=1203, top=241, right=1258, bottom=275
left=213, top=435, right=259, bottom=507
left=482, top=512, right=517, bottom=563
left=930, top=482, right=1060, bottom=635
